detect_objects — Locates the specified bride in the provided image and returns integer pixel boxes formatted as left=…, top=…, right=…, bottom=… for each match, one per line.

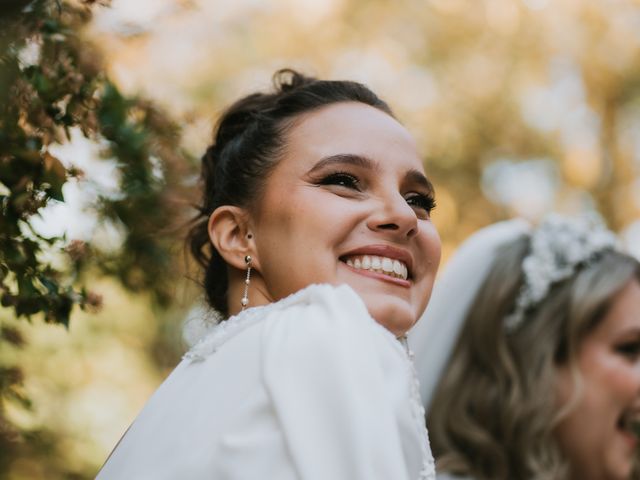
left=97, top=69, right=441, bottom=479
left=410, top=214, right=640, bottom=480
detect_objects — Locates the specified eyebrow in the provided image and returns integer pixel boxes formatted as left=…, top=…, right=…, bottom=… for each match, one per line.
left=307, top=154, right=381, bottom=175
left=406, top=168, right=435, bottom=195
left=308, top=153, right=434, bottom=193
left=618, top=327, right=640, bottom=338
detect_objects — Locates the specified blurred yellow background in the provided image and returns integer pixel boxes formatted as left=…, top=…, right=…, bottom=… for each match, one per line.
left=2, top=0, right=640, bottom=477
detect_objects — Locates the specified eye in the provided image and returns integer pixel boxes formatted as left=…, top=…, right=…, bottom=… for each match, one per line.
left=405, top=193, right=436, bottom=218
left=616, top=340, right=640, bottom=361
left=318, top=172, right=361, bottom=190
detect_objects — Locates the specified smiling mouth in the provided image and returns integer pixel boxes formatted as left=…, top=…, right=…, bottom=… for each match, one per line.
left=341, top=254, right=409, bottom=281
left=619, top=410, right=640, bottom=441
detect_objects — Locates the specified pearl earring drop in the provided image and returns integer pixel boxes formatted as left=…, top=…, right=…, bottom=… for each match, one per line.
left=241, top=255, right=252, bottom=309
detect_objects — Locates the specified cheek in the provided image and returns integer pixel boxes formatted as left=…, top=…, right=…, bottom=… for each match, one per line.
left=255, top=207, right=357, bottom=296
left=553, top=367, right=601, bottom=470
left=553, top=355, right=639, bottom=450
left=607, top=364, right=640, bottom=400
left=415, top=224, right=442, bottom=281
left=273, top=191, right=360, bottom=234
left=581, top=350, right=640, bottom=402
left=420, top=222, right=441, bottom=256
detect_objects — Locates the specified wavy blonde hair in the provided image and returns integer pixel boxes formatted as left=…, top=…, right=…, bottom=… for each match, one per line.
left=428, top=236, right=640, bottom=480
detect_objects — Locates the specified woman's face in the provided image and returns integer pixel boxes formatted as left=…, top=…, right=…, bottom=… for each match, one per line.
left=555, top=279, right=640, bottom=480
left=249, top=102, right=441, bottom=336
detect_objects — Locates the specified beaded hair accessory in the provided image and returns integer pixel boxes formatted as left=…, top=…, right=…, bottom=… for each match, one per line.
left=504, top=213, right=618, bottom=331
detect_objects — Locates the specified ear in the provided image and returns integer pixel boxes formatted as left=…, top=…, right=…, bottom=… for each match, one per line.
left=208, top=205, right=255, bottom=270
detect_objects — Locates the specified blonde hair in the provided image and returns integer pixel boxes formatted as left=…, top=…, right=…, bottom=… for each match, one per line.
left=428, top=235, right=640, bottom=480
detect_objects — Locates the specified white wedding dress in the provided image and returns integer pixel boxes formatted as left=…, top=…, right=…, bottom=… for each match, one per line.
left=97, top=284, right=435, bottom=480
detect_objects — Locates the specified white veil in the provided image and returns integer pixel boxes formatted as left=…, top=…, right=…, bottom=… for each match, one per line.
left=408, top=219, right=531, bottom=410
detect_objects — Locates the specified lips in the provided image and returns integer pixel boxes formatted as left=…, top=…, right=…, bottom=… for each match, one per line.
left=619, top=409, right=640, bottom=440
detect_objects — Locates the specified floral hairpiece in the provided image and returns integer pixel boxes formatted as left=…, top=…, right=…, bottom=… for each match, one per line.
left=504, top=213, right=618, bottom=331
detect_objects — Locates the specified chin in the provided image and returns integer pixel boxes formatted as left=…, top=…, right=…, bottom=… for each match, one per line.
left=365, top=299, right=416, bottom=337
left=610, top=458, right=634, bottom=480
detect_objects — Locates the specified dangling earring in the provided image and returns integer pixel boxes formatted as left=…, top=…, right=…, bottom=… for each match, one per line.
left=241, top=255, right=252, bottom=310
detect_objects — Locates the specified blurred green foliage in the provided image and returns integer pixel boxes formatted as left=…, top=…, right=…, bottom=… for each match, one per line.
left=0, top=1, right=190, bottom=476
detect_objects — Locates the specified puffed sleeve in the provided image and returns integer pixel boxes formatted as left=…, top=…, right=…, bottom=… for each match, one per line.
left=261, top=284, right=417, bottom=480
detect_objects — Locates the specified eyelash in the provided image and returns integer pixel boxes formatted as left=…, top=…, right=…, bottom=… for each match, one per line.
left=318, top=172, right=361, bottom=190
left=406, top=193, right=437, bottom=215
left=616, top=341, right=640, bottom=360
left=317, top=172, right=436, bottom=215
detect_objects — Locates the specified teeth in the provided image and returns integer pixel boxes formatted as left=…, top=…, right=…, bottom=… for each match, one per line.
left=343, top=255, right=409, bottom=280
left=393, top=260, right=403, bottom=275
left=371, top=256, right=381, bottom=270
left=382, top=258, right=393, bottom=273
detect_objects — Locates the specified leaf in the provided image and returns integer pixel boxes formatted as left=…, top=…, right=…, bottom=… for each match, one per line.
left=18, top=149, right=42, bottom=166
left=1, top=293, right=17, bottom=308
left=0, top=263, right=8, bottom=281
left=0, top=367, right=23, bottom=389
left=6, top=385, right=32, bottom=409
left=38, top=275, right=58, bottom=294
left=10, top=191, right=35, bottom=216
left=41, top=19, right=61, bottom=35
left=42, top=151, right=66, bottom=177
left=50, top=292, right=72, bottom=327
left=17, top=273, right=38, bottom=297
left=31, top=70, right=52, bottom=96
left=15, top=296, right=43, bottom=317
left=42, top=151, right=66, bottom=200
left=0, top=327, right=25, bottom=347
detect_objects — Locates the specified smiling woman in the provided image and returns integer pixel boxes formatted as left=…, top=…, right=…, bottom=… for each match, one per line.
left=411, top=214, right=640, bottom=480
left=244, top=102, right=440, bottom=336
left=97, top=69, right=441, bottom=479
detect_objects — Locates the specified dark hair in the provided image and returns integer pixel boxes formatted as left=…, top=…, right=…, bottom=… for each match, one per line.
left=187, top=69, right=393, bottom=316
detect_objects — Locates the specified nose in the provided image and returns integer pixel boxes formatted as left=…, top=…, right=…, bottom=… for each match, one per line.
left=366, top=191, right=418, bottom=238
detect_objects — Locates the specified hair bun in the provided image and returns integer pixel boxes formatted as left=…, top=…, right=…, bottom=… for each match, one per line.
left=273, top=68, right=314, bottom=92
